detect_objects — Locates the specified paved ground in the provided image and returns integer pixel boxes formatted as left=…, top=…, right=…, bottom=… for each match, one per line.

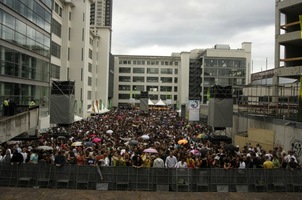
left=0, top=187, right=301, bottom=200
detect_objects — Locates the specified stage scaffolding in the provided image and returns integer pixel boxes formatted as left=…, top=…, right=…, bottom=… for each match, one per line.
left=236, top=84, right=299, bottom=121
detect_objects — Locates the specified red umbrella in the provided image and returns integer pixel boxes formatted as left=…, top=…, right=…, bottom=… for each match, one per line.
left=92, top=137, right=101, bottom=143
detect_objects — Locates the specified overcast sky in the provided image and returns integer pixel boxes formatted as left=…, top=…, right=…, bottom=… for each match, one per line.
left=111, top=0, right=275, bottom=73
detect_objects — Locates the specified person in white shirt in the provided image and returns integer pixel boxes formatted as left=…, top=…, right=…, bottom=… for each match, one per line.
left=153, top=154, right=165, bottom=168
left=175, top=158, right=188, bottom=168
left=165, top=152, right=177, bottom=168
left=238, top=157, right=246, bottom=169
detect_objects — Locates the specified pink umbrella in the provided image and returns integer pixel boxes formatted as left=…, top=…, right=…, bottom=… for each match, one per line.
left=190, top=149, right=200, bottom=155
left=143, top=148, right=158, bottom=154
left=92, top=137, right=101, bottom=143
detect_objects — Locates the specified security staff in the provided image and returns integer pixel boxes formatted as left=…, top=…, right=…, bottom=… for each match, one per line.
left=3, top=98, right=9, bottom=116
left=29, top=100, right=36, bottom=108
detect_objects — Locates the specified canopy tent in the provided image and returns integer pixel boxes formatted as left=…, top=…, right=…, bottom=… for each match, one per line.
left=155, top=99, right=166, bottom=106
left=148, top=99, right=154, bottom=106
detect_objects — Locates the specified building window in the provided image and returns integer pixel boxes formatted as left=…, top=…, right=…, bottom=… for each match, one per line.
left=118, top=85, right=130, bottom=91
left=88, top=63, right=92, bottom=72
left=119, top=76, right=131, bottom=82
left=50, top=64, right=60, bottom=79
left=87, top=91, right=92, bottom=100
left=89, top=49, right=92, bottom=59
left=82, top=28, right=84, bottom=41
left=51, top=41, right=61, bottom=58
left=147, top=68, right=159, bottom=74
left=147, top=77, right=158, bottom=83
left=133, top=68, right=145, bottom=74
left=174, top=69, right=178, bottom=74
left=174, top=86, right=178, bottom=92
left=160, top=86, right=172, bottom=92
left=68, top=48, right=70, bottom=61
left=88, top=76, right=92, bottom=86
left=133, top=76, right=144, bottom=82
left=68, top=28, right=71, bottom=40
left=118, top=94, right=130, bottom=99
left=174, top=77, right=178, bottom=83
left=119, top=67, right=131, bottom=73
left=160, top=68, right=173, bottom=74
left=52, top=19, right=61, bottom=37
left=69, top=12, right=71, bottom=20
left=161, top=77, right=172, bottom=83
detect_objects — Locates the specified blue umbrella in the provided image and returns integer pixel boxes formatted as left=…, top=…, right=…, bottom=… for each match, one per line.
left=84, top=141, right=94, bottom=146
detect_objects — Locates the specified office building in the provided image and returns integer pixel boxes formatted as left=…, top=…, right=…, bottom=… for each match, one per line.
left=113, top=42, right=251, bottom=108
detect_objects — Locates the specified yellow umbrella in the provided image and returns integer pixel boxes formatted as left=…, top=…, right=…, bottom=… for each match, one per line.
left=178, top=139, right=188, bottom=145
left=71, top=141, right=82, bottom=147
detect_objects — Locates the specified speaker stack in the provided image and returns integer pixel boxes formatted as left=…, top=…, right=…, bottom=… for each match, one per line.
left=50, top=81, right=75, bottom=125
left=207, top=85, right=233, bottom=128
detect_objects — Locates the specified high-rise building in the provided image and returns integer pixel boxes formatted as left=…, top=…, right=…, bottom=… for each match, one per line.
left=0, top=0, right=52, bottom=120
left=50, top=0, right=113, bottom=122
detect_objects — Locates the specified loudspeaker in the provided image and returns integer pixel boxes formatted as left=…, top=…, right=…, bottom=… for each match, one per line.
left=207, top=98, right=233, bottom=127
left=210, top=85, right=232, bottom=98
left=50, top=94, right=75, bottom=124
left=51, top=81, right=75, bottom=95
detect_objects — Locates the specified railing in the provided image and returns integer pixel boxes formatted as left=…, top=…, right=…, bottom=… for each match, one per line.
left=0, top=163, right=302, bottom=192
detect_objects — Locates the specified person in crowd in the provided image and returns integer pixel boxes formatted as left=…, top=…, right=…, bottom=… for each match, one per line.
left=132, top=154, right=143, bottom=168
left=175, top=157, right=188, bottom=168
left=272, top=154, right=281, bottom=168
left=153, top=154, right=165, bottom=168
left=54, top=151, right=66, bottom=167
left=29, top=150, right=39, bottom=164
left=11, top=148, right=23, bottom=164
left=165, top=151, right=177, bottom=168
left=263, top=155, right=274, bottom=169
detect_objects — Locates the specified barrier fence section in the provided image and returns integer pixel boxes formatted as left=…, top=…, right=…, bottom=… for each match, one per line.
left=0, top=163, right=302, bottom=192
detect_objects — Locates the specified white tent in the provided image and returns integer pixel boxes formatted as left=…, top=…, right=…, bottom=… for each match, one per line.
left=155, top=99, right=166, bottom=106
left=148, top=99, right=154, bottom=105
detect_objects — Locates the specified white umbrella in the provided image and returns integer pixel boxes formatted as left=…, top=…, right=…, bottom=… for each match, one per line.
left=141, top=135, right=150, bottom=140
left=106, top=130, right=113, bottom=135
left=71, top=141, right=82, bottom=147
left=36, top=146, right=53, bottom=151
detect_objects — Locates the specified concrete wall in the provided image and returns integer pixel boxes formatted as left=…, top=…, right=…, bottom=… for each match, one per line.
left=0, top=108, right=39, bottom=143
left=232, top=114, right=302, bottom=162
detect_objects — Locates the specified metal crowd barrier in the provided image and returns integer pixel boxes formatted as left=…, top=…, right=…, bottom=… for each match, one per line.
left=0, top=163, right=302, bottom=192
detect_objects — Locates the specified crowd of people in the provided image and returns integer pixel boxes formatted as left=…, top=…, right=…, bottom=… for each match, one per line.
left=0, top=106, right=300, bottom=171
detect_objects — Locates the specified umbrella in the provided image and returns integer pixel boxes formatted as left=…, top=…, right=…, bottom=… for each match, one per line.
left=57, top=136, right=66, bottom=140
left=190, top=149, right=200, bottom=155
left=106, top=130, right=113, bottom=135
left=197, top=133, right=208, bottom=139
left=120, top=137, right=131, bottom=141
left=92, top=137, right=101, bottom=143
left=178, top=139, right=188, bottom=145
left=141, top=135, right=150, bottom=140
left=129, top=140, right=139, bottom=145
left=36, top=146, right=53, bottom=151
left=84, top=141, right=94, bottom=146
left=143, top=148, right=158, bottom=154
left=71, top=141, right=82, bottom=147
